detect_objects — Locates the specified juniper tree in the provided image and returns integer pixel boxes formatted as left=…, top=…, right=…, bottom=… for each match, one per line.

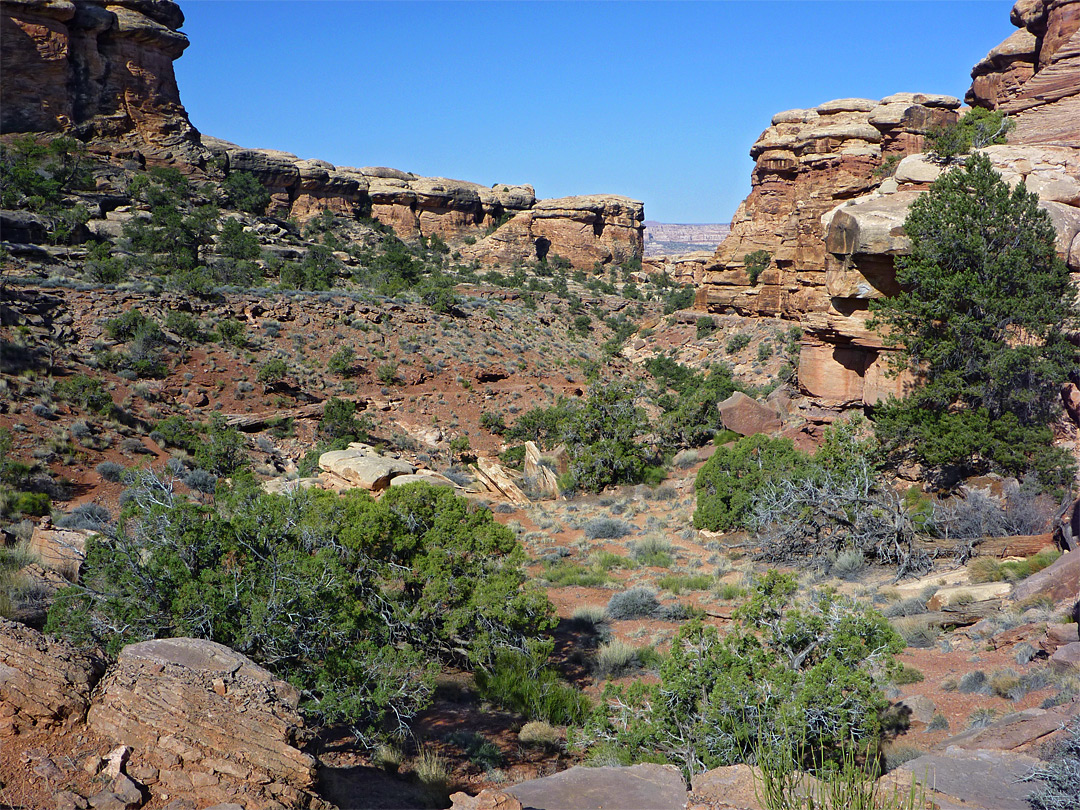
left=870, top=153, right=1078, bottom=486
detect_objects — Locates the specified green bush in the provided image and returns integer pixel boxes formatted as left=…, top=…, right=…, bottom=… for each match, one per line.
left=48, top=478, right=555, bottom=741
left=695, top=317, right=716, bottom=339
left=54, top=374, right=113, bottom=414
left=256, top=357, right=288, bottom=383
left=584, top=571, right=903, bottom=775
left=726, top=333, right=751, bottom=354
left=693, top=434, right=810, bottom=532
left=926, top=108, right=1013, bottom=163
left=743, top=250, right=770, bottom=285
left=327, top=347, right=355, bottom=377
left=475, top=649, right=590, bottom=726
left=319, top=398, right=370, bottom=443
left=222, top=170, right=271, bottom=215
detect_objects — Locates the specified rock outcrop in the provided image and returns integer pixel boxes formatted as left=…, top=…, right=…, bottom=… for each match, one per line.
left=697, top=93, right=961, bottom=321
left=968, top=0, right=1080, bottom=145
left=201, top=137, right=645, bottom=267
left=0, top=0, right=206, bottom=166
left=0, top=617, right=106, bottom=735
left=87, top=637, right=317, bottom=806
left=698, top=1, right=1080, bottom=408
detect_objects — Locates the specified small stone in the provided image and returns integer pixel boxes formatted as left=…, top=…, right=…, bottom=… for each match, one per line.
left=103, top=746, right=131, bottom=779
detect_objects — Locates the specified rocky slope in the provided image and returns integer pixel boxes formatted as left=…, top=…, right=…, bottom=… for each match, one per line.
left=1, top=0, right=644, bottom=269
left=696, top=0, right=1080, bottom=408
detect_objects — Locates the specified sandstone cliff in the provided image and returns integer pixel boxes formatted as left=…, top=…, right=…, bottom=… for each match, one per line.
left=697, top=0, right=1080, bottom=408
left=201, top=136, right=644, bottom=268
left=2, top=0, right=645, bottom=268
left=0, top=0, right=206, bottom=166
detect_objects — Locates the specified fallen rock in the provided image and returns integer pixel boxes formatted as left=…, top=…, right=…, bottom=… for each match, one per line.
left=896, top=694, right=937, bottom=726
left=926, top=582, right=1012, bottom=610
left=475, top=457, right=530, bottom=505
left=0, top=618, right=106, bottom=736
left=449, top=788, right=523, bottom=810
left=942, top=705, right=1078, bottom=751
left=87, top=637, right=316, bottom=795
left=505, top=764, right=687, bottom=810
left=524, top=441, right=561, bottom=500
left=717, top=391, right=782, bottom=436
left=28, top=521, right=95, bottom=579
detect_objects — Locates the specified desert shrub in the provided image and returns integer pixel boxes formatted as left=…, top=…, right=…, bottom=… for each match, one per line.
left=54, top=374, right=112, bottom=414
left=594, top=639, right=640, bottom=679
left=725, top=333, right=751, bottom=354
left=222, top=170, right=271, bottom=215
left=606, top=587, right=661, bottom=620
left=519, top=721, right=560, bottom=749
left=1024, top=716, right=1080, bottom=810
left=256, top=357, right=288, bottom=383
left=55, top=503, right=110, bottom=532
left=95, top=461, right=124, bottom=483
left=216, top=318, right=247, bottom=347
left=591, top=550, right=635, bottom=571
left=582, top=517, right=632, bottom=540
left=446, top=731, right=503, bottom=769
left=893, top=664, right=924, bottom=685
left=1014, top=642, right=1038, bottom=665
left=193, top=415, right=249, bottom=477
left=957, top=670, right=990, bottom=694
left=584, top=571, right=904, bottom=775
left=541, top=559, right=609, bottom=588
left=165, top=311, right=203, bottom=341
left=184, top=468, right=218, bottom=495
left=891, top=616, right=938, bottom=648
left=830, top=550, right=867, bottom=581
left=925, top=107, right=1013, bottom=163
left=570, top=604, right=608, bottom=629
left=966, top=708, right=998, bottom=729
left=474, top=649, right=590, bottom=726
left=693, top=434, right=810, bottom=532
left=319, top=398, right=371, bottom=443
left=48, top=477, right=555, bottom=741
left=881, top=594, right=931, bottom=618
left=696, top=316, right=716, bottom=339
left=631, top=536, right=674, bottom=568
left=928, top=713, right=949, bottom=731
left=657, top=574, right=713, bottom=594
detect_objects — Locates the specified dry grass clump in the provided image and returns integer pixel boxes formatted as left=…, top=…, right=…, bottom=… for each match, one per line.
left=518, top=721, right=561, bottom=750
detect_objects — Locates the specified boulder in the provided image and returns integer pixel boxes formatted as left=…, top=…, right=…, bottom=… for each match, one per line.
left=87, top=637, right=316, bottom=793
left=1050, top=641, right=1080, bottom=673
left=318, top=444, right=414, bottom=491
left=0, top=618, right=106, bottom=735
left=690, top=764, right=765, bottom=810
left=475, top=457, right=530, bottom=505
left=29, top=522, right=95, bottom=579
left=449, top=789, right=523, bottom=810
left=524, top=441, right=561, bottom=500
left=895, top=694, right=937, bottom=726
left=717, top=391, right=782, bottom=436
left=505, top=764, right=687, bottom=810
left=1012, top=550, right=1080, bottom=603
left=941, top=705, right=1078, bottom=751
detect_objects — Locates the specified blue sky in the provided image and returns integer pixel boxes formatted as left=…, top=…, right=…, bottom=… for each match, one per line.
left=176, top=1, right=1015, bottom=223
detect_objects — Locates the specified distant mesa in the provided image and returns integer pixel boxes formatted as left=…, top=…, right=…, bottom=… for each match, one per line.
left=643, top=221, right=731, bottom=258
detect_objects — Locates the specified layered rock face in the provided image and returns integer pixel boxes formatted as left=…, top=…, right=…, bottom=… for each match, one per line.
left=0, top=0, right=205, bottom=165
left=697, top=94, right=960, bottom=321
left=968, top=0, right=1080, bottom=144
left=699, top=1, right=1080, bottom=407
left=87, top=637, right=317, bottom=804
left=0, top=617, right=105, bottom=735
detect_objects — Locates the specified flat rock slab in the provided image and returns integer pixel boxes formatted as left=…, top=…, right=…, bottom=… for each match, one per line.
left=1012, top=550, right=1079, bottom=604
left=506, top=764, right=687, bottom=810
left=895, top=748, right=1042, bottom=810
left=943, top=705, right=1078, bottom=751
left=119, top=638, right=272, bottom=684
